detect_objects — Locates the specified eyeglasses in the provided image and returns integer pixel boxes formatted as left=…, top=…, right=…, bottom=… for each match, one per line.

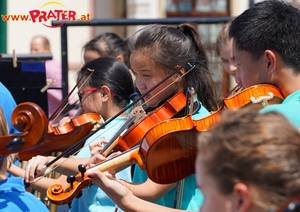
left=78, top=87, right=99, bottom=102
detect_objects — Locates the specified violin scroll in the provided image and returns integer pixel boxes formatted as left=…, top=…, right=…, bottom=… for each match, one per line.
left=47, top=147, right=142, bottom=205
left=0, top=102, right=48, bottom=157
left=47, top=164, right=92, bottom=205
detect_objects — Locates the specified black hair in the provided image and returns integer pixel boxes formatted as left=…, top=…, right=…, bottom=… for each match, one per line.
left=229, top=0, right=300, bottom=74
left=78, top=57, right=134, bottom=108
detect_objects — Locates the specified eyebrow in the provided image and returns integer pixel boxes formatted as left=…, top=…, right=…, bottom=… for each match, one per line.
left=132, top=68, right=152, bottom=74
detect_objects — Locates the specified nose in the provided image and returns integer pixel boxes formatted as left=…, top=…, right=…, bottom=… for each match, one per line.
left=229, top=63, right=237, bottom=75
left=135, top=78, right=145, bottom=92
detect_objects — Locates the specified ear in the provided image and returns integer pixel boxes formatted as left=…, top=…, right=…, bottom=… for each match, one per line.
left=232, top=183, right=252, bottom=212
left=173, top=65, right=185, bottom=82
left=264, top=50, right=276, bottom=75
left=116, top=55, right=124, bottom=62
left=45, top=45, right=51, bottom=53
left=99, top=85, right=112, bottom=102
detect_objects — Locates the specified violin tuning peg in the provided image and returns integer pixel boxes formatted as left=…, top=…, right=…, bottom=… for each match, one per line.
left=78, top=164, right=86, bottom=177
left=67, top=175, right=76, bottom=188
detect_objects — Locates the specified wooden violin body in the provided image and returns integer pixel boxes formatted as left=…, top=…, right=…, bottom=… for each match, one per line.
left=0, top=102, right=48, bottom=157
left=140, top=115, right=198, bottom=184
left=17, top=113, right=103, bottom=161
left=141, top=109, right=222, bottom=184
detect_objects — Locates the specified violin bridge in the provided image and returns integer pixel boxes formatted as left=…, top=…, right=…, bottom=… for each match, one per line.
left=128, top=106, right=146, bottom=123
left=185, top=87, right=195, bottom=115
left=92, top=117, right=105, bottom=131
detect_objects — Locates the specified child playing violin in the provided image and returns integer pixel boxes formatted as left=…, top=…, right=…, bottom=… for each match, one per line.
left=119, top=23, right=218, bottom=210
left=9, top=56, right=135, bottom=212
left=228, top=0, right=300, bottom=128
left=0, top=106, right=49, bottom=212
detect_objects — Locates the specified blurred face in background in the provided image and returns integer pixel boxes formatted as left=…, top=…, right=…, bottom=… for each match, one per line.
left=30, top=37, right=50, bottom=54
left=219, top=39, right=237, bottom=77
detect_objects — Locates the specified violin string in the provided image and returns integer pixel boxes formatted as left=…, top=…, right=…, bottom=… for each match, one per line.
left=28, top=63, right=196, bottom=188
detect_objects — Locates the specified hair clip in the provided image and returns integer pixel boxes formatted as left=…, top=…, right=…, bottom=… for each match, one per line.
left=129, top=92, right=138, bottom=100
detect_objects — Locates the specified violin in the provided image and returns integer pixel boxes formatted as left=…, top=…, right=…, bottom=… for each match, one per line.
left=0, top=102, right=48, bottom=157
left=17, top=113, right=104, bottom=161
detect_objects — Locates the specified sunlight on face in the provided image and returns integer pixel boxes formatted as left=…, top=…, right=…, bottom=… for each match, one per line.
left=232, top=39, right=271, bottom=88
left=130, top=51, right=180, bottom=108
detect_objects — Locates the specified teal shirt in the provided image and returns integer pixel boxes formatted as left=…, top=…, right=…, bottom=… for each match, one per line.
left=260, top=90, right=300, bottom=128
left=133, top=100, right=208, bottom=210
left=71, top=117, right=132, bottom=212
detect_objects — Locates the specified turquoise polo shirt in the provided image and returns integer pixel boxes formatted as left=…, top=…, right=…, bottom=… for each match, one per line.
left=260, top=89, right=300, bottom=128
